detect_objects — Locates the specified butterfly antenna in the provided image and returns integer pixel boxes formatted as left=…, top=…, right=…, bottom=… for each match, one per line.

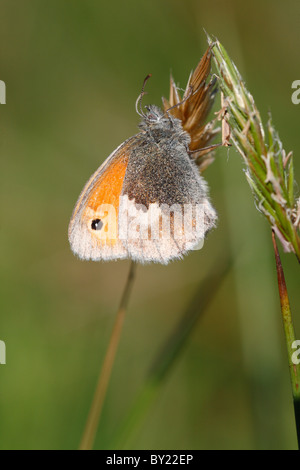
left=135, top=74, right=152, bottom=118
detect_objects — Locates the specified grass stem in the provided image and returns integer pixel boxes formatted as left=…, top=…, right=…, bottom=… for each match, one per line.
left=272, top=230, right=300, bottom=448
left=79, top=261, right=137, bottom=450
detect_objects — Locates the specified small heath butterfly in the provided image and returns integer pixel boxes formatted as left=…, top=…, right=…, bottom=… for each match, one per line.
left=68, top=48, right=218, bottom=264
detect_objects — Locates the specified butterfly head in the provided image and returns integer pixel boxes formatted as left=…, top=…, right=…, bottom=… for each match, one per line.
left=138, top=104, right=174, bottom=128
left=138, top=104, right=190, bottom=146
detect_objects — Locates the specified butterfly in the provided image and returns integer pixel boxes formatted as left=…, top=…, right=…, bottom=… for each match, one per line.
left=68, top=47, right=219, bottom=264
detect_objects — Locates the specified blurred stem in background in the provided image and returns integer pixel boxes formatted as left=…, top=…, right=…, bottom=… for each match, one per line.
left=110, top=255, right=232, bottom=449
left=79, top=261, right=137, bottom=451
left=219, top=148, right=287, bottom=449
left=210, top=36, right=300, bottom=448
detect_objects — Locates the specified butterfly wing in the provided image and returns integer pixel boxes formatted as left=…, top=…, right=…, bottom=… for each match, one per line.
left=68, top=137, right=137, bottom=261
left=69, top=132, right=216, bottom=264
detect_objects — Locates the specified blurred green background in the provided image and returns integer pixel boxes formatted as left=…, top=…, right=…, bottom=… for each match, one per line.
left=0, top=0, right=300, bottom=450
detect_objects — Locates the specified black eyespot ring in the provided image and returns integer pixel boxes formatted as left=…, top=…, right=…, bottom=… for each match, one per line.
left=91, top=219, right=103, bottom=231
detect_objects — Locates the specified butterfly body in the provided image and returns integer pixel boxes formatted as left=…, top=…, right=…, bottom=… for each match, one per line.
left=123, top=106, right=202, bottom=208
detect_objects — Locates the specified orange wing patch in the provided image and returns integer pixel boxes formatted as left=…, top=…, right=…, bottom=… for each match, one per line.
left=68, top=139, right=133, bottom=260
left=83, top=156, right=128, bottom=245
